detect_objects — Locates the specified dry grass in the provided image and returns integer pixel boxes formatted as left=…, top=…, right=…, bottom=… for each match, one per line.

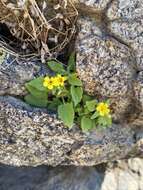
left=0, top=0, right=78, bottom=61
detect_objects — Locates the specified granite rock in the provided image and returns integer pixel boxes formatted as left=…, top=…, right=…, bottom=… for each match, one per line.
left=134, top=71, right=143, bottom=110
left=75, top=0, right=143, bottom=121
left=76, top=16, right=136, bottom=120
left=0, top=96, right=142, bottom=166
left=75, top=0, right=111, bottom=11
left=0, top=0, right=143, bottom=168
left=107, top=0, right=143, bottom=70
left=108, top=20, right=143, bottom=70
left=107, top=0, right=143, bottom=20
left=0, top=158, right=143, bottom=190
left=101, top=158, right=143, bottom=190
left=0, top=55, right=50, bottom=96
left=0, top=164, right=104, bottom=190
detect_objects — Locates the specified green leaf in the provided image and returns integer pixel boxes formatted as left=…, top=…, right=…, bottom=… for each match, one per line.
left=47, top=98, right=62, bottom=111
left=68, top=74, right=82, bottom=86
left=67, top=52, right=76, bottom=73
left=83, top=107, right=90, bottom=115
left=71, top=86, right=83, bottom=106
left=25, top=77, right=47, bottom=92
left=104, top=115, right=112, bottom=126
left=58, top=103, right=75, bottom=128
left=25, top=85, right=48, bottom=99
left=56, top=89, right=69, bottom=98
left=82, top=95, right=93, bottom=103
left=97, top=115, right=112, bottom=127
left=25, top=94, right=48, bottom=107
left=86, top=100, right=98, bottom=112
left=47, top=60, right=66, bottom=74
left=81, top=116, right=94, bottom=132
left=91, top=111, right=99, bottom=119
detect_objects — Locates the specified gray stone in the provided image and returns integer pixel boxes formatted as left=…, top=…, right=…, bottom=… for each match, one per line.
left=75, top=0, right=111, bottom=11
left=0, top=158, right=143, bottom=190
left=134, top=71, right=143, bottom=109
left=0, top=96, right=141, bottom=167
left=101, top=158, right=143, bottom=190
left=0, top=0, right=143, bottom=170
left=107, top=0, right=143, bottom=20
left=108, top=20, right=143, bottom=70
left=0, top=55, right=50, bottom=96
left=107, top=0, right=143, bottom=70
left=0, top=164, right=104, bottom=190
left=76, top=16, right=136, bottom=120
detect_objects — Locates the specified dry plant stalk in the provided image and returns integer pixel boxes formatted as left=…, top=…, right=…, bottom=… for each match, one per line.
left=0, top=0, right=78, bottom=61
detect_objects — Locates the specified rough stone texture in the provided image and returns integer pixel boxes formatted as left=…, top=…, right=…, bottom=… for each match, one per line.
left=76, top=17, right=135, bottom=97
left=0, top=0, right=143, bottom=168
left=107, top=0, right=143, bottom=20
left=101, top=158, right=143, bottom=190
left=76, top=16, right=136, bottom=120
left=75, top=0, right=111, bottom=11
left=134, top=71, right=143, bottom=110
left=75, top=0, right=143, bottom=122
left=0, top=96, right=142, bottom=167
left=0, top=164, right=104, bottom=190
left=0, top=159, right=143, bottom=190
left=107, top=0, right=143, bottom=70
left=108, top=20, right=143, bottom=69
left=0, top=55, right=50, bottom=96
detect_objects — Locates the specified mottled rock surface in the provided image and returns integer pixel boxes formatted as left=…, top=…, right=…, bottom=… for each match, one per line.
left=76, top=0, right=143, bottom=122
left=75, top=0, right=111, bottom=11
left=0, top=55, right=50, bottom=96
left=0, top=164, right=104, bottom=190
left=0, top=158, right=143, bottom=190
left=0, top=96, right=142, bottom=166
left=101, top=158, right=143, bottom=190
left=76, top=16, right=136, bottom=120
left=0, top=0, right=143, bottom=167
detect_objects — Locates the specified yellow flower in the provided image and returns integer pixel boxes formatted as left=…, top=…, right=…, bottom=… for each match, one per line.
left=43, top=76, right=55, bottom=90
left=54, top=74, right=67, bottom=87
left=96, top=102, right=110, bottom=116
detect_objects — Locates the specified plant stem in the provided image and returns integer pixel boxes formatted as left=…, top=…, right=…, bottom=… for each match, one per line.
left=62, top=97, right=65, bottom=104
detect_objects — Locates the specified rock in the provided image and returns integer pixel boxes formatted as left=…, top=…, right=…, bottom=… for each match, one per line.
left=0, top=0, right=143, bottom=168
left=133, top=71, right=143, bottom=109
left=101, top=158, right=143, bottom=190
left=107, top=0, right=143, bottom=20
left=75, top=0, right=111, bottom=11
left=0, top=96, right=142, bottom=166
left=107, top=0, right=143, bottom=70
left=0, top=158, right=143, bottom=190
left=108, top=20, right=143, bottom=70
left=0, top=164, right=104, bottom=190
left=76, top=16, right=136, bottom=120
left=0, top=55, right=50, bottom=96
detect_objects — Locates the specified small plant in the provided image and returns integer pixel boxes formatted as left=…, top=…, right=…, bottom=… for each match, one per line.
left=25, top=53, right=112, bottom=132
